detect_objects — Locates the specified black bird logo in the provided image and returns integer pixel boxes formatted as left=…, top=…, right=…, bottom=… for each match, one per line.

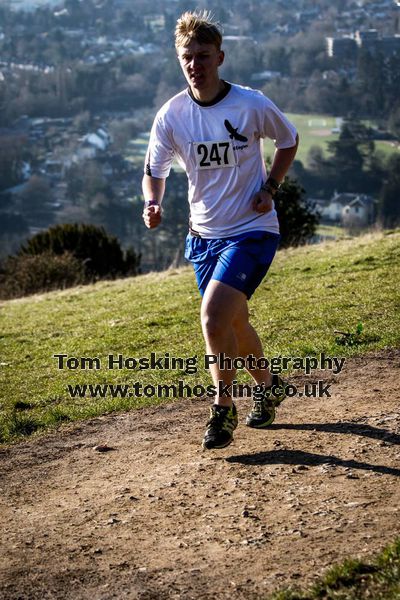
left=224, top=119, right=248, bottom=142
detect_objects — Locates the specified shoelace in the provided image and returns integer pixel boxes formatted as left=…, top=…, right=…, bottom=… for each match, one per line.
left=252, top=396, right=274, bottom=415
left=207, top=408, right=227, bottom=428
left=252, top=399, right=264, bottom=415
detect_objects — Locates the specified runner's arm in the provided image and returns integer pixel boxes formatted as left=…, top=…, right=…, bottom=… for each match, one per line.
left=252, top=133, right=299, bottom=213
left=142, top=174, right=166, bottom=229
left=268, top=133, right=299, bottom=185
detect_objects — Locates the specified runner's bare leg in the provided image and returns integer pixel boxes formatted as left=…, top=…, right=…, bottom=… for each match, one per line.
left=232, top=302, right=273, bottom=388
left=201, top=280, right=272, bottom=407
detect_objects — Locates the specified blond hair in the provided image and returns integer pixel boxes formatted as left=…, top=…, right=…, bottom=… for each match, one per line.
left=175, top=11, right=223, bottom=50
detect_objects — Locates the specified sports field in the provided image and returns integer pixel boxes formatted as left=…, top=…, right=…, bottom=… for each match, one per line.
left=265, top=113, right=341, bottom=165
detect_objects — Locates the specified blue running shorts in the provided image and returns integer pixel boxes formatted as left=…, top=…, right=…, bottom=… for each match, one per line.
left=184, top=230, right=280, bottom=299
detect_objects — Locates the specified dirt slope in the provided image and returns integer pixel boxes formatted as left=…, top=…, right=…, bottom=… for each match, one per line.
left=1, top=350, right=399, bottom=600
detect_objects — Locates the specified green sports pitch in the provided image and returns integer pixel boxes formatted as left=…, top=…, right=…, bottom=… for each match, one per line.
left=264, top=113, right=399, bottom=166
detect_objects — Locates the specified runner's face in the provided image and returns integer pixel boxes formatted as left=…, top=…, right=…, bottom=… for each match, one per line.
left=177, top=40, right=224, bottom=93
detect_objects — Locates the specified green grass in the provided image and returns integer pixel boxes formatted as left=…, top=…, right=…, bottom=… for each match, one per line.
left=263, top=112, right=399, bottom=167
left=1, top=230, right=399, bottom=444
left=264, top=113, right=341, bottom=166
left=127, top=133, right=184, bottom=171
left=270, top=537, right=400, bottom=600
left=126, top=133, right=149, bottom=165
left=316, top=224, right=349, bottom=240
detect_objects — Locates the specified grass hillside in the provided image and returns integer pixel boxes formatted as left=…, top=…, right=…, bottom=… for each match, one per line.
left=1, top=229, right=399, bottom=444
left=271, top=538, right=400, bottom=600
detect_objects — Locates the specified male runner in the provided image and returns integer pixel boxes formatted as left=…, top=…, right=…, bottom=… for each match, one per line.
left=142, top=11, right=299, bottom=449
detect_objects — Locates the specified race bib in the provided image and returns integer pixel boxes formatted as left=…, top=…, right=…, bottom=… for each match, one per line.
left=193, top=140, right=236, bottom=170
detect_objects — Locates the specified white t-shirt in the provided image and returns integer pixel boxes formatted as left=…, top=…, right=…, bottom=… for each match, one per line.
left=144, top=82, right=297, bottom=238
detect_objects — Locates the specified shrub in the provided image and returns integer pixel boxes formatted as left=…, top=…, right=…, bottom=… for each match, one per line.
left=18, top=223, right=140, bottom=279
left=0, top=251, right=86, bottom=299
left=275, top=177, right=318, bottom=248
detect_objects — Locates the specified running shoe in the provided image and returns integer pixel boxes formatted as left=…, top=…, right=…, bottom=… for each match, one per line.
left=202, top=403, right=238, bottom=449
left=246, top=375, right=287, bottom=429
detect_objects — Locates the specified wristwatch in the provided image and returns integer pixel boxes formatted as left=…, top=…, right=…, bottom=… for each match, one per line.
left=261, top=177, right=281, bottom=196
left=144, top=200, right=159, bottom=208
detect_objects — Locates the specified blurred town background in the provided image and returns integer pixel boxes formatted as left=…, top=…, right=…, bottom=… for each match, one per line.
left=1, top=0, right=399, bottom=274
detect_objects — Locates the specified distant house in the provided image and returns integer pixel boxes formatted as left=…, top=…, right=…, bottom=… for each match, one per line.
left=75, top=128, right=112, bottom=161
left=324, top=193, right=356, bottom=222
left=21, top=161, right=31, bottom=180
left=223, top=36, right=254, bottom=43
left=296, top=8, right=319, bottom=24
left=74, top=144, right=97, bottom=161
left=250, top=70, right=282, bottom=84
left=43, top=158, right=70, bottom=179
left=327, top=30, right=400, bottom=61
left=312, top=192, right=376, bottom=226
left=341, top=196, right=376, bottom=228
left=326, top=36, right=358, bottom=60
left=82, top=128, right=111, bottom=152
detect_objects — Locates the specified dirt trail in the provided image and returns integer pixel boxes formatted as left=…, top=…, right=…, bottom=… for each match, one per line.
left=1, top=350, right=399, bottom=600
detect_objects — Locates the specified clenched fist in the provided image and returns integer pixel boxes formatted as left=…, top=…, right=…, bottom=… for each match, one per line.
left=143, top=203, right=162, bottom=229
left=251, top=188, right=274, bottom=214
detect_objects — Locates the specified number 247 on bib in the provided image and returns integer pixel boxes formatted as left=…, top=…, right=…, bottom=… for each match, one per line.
left=194, top=141, right=236, bottom=170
